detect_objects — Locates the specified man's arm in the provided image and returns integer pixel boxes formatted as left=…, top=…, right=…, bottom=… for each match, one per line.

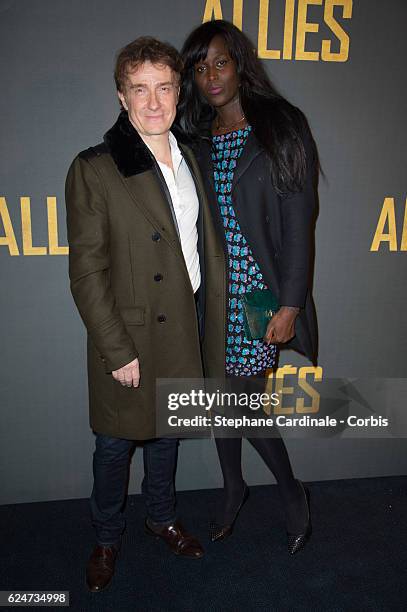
left=65, top=154, right=139, bottom=383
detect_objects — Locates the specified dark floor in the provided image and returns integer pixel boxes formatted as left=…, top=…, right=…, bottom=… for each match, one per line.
left=1, top=476, right=406, bottom=612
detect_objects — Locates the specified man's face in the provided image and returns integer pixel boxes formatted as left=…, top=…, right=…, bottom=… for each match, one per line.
left=118, top=61, right=179, bottom=139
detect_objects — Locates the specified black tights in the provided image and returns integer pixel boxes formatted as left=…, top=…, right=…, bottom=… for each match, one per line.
left=214, top=377, right=307, bottom=532
left=214, top=435, right=297, bottom=501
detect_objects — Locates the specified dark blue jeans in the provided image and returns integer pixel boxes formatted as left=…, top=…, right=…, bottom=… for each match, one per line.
left=90, top=434, right=178, bottom=547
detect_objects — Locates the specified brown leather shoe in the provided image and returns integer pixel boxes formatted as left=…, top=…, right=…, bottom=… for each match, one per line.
left=145, top=520, right=204, bottom=559
left=86, top=545, right=118, bottom=592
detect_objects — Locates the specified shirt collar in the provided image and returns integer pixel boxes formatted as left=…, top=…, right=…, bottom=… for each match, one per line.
left=144, top=131, right=183, bottom=175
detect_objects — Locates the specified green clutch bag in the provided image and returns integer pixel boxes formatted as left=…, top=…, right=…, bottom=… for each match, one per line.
left=241, top=289, right=280, bottom=340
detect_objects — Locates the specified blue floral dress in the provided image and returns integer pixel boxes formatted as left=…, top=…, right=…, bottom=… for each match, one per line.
left=212, top=126, right=277, bottom=376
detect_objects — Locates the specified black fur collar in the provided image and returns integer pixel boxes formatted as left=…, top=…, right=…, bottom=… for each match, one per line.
left=104, top=111, right=193, bottom=178
left=103, top=111, right=153, bottom=177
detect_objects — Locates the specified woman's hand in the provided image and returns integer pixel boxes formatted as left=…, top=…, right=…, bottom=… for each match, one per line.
left=264, top=306, right=300, bottom=345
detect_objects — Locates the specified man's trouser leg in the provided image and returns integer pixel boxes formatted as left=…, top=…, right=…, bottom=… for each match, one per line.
left=90, top=433, right=134, bottom=547
left=142, top=437, right=178, bottom=525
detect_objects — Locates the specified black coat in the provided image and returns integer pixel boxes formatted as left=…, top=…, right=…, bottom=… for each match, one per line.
left=196, top=122, right=318, bottom=366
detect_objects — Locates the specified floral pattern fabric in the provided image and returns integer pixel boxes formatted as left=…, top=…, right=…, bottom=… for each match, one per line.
left=212, top=126, right=277, bottom=376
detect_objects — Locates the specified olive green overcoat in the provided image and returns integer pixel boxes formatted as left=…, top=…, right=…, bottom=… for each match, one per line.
left=65, top=112, right=225, bottom=440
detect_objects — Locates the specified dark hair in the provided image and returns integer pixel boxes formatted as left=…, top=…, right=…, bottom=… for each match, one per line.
left=114, top=36, right=183, bottom=93
left=178, top=20, right=313, bottom=194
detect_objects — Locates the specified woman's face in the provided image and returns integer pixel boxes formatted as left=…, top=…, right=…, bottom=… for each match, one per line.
left=194, top=35, right=240, bottom=110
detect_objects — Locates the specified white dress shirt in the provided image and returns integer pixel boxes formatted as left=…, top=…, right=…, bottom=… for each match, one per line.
left=146, top=131, right=201, bottom=293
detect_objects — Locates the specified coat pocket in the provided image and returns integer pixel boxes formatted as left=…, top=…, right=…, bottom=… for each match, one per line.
left=119, top=306, right=145, bottom=325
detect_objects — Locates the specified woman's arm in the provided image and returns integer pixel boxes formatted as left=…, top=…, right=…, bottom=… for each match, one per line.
left=264, top=125, right=317, bottom=344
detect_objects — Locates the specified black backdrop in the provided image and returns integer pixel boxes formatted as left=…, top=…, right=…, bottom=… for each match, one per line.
left=1, top=0, right=406, bottom=504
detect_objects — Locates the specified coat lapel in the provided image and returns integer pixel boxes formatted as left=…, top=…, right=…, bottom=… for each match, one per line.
left=180, top=143, right=224, bottom=258
left=179, top=143, right=205, bottom=254
left=121, top=171, right=181, bottom=248
left=104, top=111, right=181, bottom=250
left=195, top=132, right=264, bottom=248
left=193, top=138, right=227, bottom=251
left=180, top=142, right=225, bottom=338
left=232, top=130, right=264, bottom=192
left=198, top=131, right=264, bottom=194
left=197, top=138, right=217, bottom=197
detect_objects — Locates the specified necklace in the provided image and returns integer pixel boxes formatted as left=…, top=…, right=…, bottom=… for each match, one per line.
left=216, top=114, right=246, bottom=131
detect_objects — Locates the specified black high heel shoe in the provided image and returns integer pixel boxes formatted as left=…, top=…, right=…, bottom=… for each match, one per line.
left=287, top=480, right=311, bottom=555
left=210, top=483, right=250, bottom=542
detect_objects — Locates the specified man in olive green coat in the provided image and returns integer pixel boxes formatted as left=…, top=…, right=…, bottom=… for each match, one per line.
left=65, top=37, right=224, bottom=592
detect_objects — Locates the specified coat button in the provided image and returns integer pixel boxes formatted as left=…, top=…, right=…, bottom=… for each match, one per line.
left=152, top=231, right=161, bottom=242
left=157, top=314, right=166, bottom=323
left=265, top=215, right=270, bottom=223
left=154, top=273, right=163, bottom=282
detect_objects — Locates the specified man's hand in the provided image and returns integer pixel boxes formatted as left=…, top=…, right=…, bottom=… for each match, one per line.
left=112, top=358, right=140, bottom=388
left=264, top=306, right=300, bottom=345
